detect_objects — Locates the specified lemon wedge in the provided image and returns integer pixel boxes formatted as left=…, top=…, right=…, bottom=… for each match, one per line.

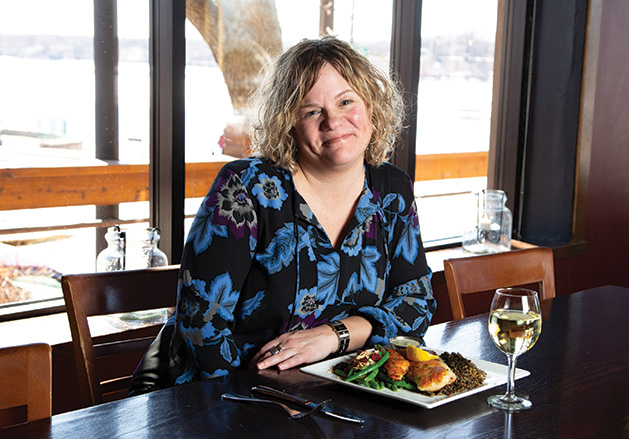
left=407, top=345, right=439, bottom=362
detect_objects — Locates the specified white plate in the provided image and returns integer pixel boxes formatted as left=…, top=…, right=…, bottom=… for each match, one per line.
left=300, top=348, right=530, bottom=409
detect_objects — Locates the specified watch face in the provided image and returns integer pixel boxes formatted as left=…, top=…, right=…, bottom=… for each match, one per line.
left=331, top=322, right=349, bottom=336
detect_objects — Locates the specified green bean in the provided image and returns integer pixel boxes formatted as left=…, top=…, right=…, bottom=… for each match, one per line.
left=377, top=371, right=415, bottom=390
left=354, top=377, right=367, bottom=386
left=383, top=381, right=399, bottom=391
left=333, top=368, right=348, bottom=378
left=367, top=377, right=384, bottom=390
left=377, top=371, right=396, bottom=383
left=377, top=371, right=393, bottom=382
left=346, top=349, right=390, bottom=382
left=397, top=380, right=415, bottom=390
left=364, top=368, right=379, bottom=382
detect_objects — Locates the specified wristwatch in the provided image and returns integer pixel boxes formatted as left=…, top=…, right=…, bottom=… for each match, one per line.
left=327, top=320, right=350, bottom=355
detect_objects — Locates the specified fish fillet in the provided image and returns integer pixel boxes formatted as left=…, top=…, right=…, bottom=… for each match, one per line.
left=406, top=358, right=456, bottom=392
left=383, top=348, right=411, bottom=381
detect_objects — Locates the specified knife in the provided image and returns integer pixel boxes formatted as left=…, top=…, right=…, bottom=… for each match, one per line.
left=251, top=385, right=364, bottom=424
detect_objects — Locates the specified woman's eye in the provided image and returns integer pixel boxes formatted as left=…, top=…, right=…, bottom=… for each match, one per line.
left=302, top=109, right=318, bottom=118
left=340, top=99, right=353, bottom=106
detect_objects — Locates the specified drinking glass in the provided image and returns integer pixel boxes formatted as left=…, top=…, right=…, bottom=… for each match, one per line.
left=487, top=287, right=541, bottom=411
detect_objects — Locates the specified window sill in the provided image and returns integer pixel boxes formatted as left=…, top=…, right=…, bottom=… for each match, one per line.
left=0, top=298, right=65, bottom=322
left=0, top=308, right=168, bottom=350
left=530, top=240, right=589, bottom=259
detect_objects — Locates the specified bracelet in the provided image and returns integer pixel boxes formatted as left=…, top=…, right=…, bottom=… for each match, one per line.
left=327, top=320, right=350, bottom=355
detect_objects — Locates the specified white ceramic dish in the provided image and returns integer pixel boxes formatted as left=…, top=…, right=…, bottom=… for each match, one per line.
left=300, top=348, right=530, bottom=409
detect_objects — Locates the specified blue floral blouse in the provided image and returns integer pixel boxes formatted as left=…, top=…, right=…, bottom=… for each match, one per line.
left=169, top=157, right=435, bottom=384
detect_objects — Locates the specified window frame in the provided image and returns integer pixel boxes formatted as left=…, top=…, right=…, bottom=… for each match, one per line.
left=154, top=0, right=562, bottom=258
left=149, top=0, right=186, bottom=264
left=489, top=0, right=589, bottom=249
left=389, top=0, right=422, bottom=179
left=1, top=0, right=592, bottom=320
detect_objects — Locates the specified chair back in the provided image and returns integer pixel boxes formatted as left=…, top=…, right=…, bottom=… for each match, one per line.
left=61, top=265, right=179, bottom=407
left=444, top=247, right=555, bottom=320
left=0, top=343, right=52, bottom=428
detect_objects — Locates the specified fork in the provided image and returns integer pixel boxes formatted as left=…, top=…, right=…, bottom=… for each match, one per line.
left=221, top=392, right=330, bottom=419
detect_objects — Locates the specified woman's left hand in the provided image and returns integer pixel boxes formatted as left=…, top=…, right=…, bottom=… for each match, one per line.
left=250, top=325, right=337, bottom=371
left=250, top=316, right=373, bottom=371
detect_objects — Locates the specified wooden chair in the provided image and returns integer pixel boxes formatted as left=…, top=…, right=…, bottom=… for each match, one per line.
left=444, top=247, right=556, bottom=320
left=0, top=343, right=52, bottom=428
left=61, top=265, right=179, bottom=408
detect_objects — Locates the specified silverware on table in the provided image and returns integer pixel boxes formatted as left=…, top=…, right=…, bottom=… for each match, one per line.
left=251, top=385, right=365, bottom=424
left=221, top=392, right=330, bottom=419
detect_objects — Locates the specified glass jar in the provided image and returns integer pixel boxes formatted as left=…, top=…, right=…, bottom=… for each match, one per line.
left=462, top=189, right=512, bottom=254
left=96, top=226, right=126, bottom=272
left=125, top=227, right=169, bottom=270
left=96, top=226, right=168, bottom=271
left=96, top=226, right=170, bottom=323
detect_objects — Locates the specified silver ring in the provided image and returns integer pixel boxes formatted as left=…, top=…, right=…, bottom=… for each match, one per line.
left=268, top=344, right=282, bottom=356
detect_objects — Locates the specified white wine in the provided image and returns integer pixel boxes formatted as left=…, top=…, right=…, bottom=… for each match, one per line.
left=488, top=310, right=541, bottom=355
left=487, top=288, right=541, bottom=411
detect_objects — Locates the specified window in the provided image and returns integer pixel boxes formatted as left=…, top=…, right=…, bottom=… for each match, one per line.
left=181, top=0, right=393, bottom=239
left=0, top=1, right=151, bottom=312
left=0, top=0, right=395, bottom=312
left=414, top=0, right=498, bottom=246
left=3, top=0, right=576, bottom=316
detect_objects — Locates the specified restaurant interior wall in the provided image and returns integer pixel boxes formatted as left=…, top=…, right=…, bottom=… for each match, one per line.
left=552, top=0, right=629, bottom=294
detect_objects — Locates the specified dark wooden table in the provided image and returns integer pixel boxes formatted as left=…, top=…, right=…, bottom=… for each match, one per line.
left=3, top=285, right=628, bottom=439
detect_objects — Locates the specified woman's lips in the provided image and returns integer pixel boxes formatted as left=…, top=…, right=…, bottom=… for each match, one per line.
left=323, top=133, right=351, bottom=145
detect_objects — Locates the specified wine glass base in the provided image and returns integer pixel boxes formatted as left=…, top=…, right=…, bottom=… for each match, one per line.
left=487, top=394, right=532, bottom=411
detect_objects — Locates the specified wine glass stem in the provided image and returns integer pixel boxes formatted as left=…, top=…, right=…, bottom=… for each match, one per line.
left=505, top=353, right=518, bottom=401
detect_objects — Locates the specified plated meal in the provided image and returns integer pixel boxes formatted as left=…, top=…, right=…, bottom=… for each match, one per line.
left=301, top=344, right=530, bottom=409
left=329, top=344, right=485, bottom=396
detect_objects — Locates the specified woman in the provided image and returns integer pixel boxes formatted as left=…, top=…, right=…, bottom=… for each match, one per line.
left=169, top=36, right=435, bottom=384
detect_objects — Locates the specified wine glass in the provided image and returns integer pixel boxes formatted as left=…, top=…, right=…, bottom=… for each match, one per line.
left=487, top=287, right=541, bottom=411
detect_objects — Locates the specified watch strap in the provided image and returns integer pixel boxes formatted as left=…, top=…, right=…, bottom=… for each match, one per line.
left=327, top=320, right=350, bottom=355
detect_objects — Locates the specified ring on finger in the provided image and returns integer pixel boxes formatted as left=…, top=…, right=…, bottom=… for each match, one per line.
left=267, top=344, right=282, bottom=356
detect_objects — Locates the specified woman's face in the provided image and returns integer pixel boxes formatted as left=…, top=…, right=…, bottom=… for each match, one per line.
left=292, top=63, right=372, bottom=173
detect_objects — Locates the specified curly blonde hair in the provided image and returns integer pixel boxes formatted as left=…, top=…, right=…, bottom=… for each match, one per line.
left=249, top=36, right=405, bottom=173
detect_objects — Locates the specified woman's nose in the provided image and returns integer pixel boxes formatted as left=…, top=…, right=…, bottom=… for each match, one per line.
left=321, top=109, right=341, bottom=130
